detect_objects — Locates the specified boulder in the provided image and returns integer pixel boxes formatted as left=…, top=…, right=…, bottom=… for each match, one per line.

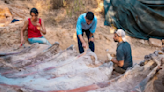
left=0, top=5, right=12, bottom=26
left=149, top=38, right=162, bottom=47
left=138, top=39, right=145, bottom=44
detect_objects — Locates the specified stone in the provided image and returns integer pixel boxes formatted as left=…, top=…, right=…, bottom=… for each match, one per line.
left=148, top=38, right=162, bottom=47
left=162, top=39, right=164, bottom=45
left=0, top=5, right=12, bottom=26
left=138, top=39, right=145, bottom=44
left=144, top=40, right=149, bottom=45
left=161, top=58, right=164, bottom=65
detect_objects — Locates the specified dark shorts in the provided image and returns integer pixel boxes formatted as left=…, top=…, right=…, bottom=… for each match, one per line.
left=114, top=64, right=126, bottom=74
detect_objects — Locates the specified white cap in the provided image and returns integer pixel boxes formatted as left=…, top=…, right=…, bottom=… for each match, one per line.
left=115, top=29, right=126, bottom=42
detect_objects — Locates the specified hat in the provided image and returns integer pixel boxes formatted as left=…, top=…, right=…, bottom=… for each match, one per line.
left=115, top=29, right=126, bottom=42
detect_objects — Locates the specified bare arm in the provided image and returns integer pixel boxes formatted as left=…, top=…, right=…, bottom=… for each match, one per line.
left=40, top=19, right=46, bottom=35
left=111, top=58, right=124, bottom=67
left=78, top=35, right=85, bottom=44
left=21, top=20, right=28, bottom=44
left=78, top=34, right=88, bottom=49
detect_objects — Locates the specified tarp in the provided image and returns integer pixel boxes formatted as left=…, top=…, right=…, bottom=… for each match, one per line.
left=104, top=0, right=164, bottom=39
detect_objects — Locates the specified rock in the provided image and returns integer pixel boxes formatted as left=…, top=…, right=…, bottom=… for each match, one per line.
left=158, top=51, right=163, bottom=55
left=137, top=39, right=149, bottom=45
left=144, top=40, right=149, bottom=45
left=161, top=58, right=164, bottom=65
left=162, top=39, right=164, bottom=45
left=144, top=55, right=151, bottom=61
left=161, top=47, right=164, bottom=52
left=149, top=38, right=162, bottom=47
left=138, top=39, right=145, bottom=44
left=0, top=5, right=12, bottom=26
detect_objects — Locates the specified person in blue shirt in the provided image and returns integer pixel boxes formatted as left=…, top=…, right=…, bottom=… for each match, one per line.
left=108, top=29, right=133, bottom=74
left=76, top=12, right=97, bottom=53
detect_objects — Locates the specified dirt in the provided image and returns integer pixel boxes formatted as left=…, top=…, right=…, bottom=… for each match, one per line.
left=0, top=1, right=164, bottom=92
left=0, top=0, right=160, bottom=64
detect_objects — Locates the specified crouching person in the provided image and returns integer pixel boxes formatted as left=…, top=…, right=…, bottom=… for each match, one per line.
left=108, top=29, right=133, bottom=74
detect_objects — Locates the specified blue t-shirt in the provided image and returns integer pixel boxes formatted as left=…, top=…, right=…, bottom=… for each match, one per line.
left=116, top=42, right=133, bottom=69
left=76, top=13, right=97, bottom=35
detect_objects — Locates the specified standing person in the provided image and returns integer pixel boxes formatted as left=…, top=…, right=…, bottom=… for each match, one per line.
left=76, top=12, right=97, bottom=53
left=108, top=29, right=133, bottom=74
left=21, top=8, right=51, bottom=46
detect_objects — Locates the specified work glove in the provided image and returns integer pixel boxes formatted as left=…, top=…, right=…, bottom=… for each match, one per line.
left=107, top=53, right=113, bottom=61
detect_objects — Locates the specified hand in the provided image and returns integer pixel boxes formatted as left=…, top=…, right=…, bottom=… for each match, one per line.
left=89, top=37, right=94, bottom=42
left=36, top=23, right=42, bottom=31
left=107, top=53, right=113, bottom=61
left=82, top=42, right=87, bottom=48
left=21, top=38, right=25, bottom=44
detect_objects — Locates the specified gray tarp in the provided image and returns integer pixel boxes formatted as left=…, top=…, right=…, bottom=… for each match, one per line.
left=104, top=0, right=164, bottom=39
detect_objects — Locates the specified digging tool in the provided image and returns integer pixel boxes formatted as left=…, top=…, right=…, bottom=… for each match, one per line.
left=13, top=44, right=25, bottom=51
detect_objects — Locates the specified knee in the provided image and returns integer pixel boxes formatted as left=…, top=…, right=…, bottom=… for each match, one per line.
left=42, top=39, right=48, bottom=44
left=89, top=38, right=94, bottom=42
left=90, top=40, right=94, bottom=43
left=28, top=38, right=35, bottom=44
left=89, top=41, right=94, bottom=44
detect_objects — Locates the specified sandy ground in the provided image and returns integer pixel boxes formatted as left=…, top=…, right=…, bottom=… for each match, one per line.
left=43, top=15, right=159, bottom=65
left=0, top=0, right=161, bottom=65
left=0, top=1, right=163, bottom=92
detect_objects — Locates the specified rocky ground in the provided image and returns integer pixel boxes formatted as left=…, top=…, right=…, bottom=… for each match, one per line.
left=0, top=0, right=164, bottom=92
left=0, top=0, right=162, bottom=63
